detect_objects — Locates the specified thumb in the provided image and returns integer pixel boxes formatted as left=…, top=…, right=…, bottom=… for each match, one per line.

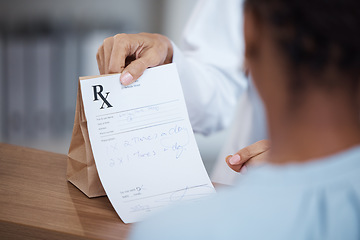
left=119, top=59, right=145, bottom=85
left=120, top=53, right=157, bottom=85
left=226, top=140, right=270, bottom=172
left=236, top=140, right=270, bottom=163
left=226, top=155, right=244, bottom=172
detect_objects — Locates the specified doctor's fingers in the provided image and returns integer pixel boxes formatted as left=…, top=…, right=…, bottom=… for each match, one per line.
left=96, top=44, right=105, bottom=75
left=108, top=33, right=171, bottom=74
left=120, top=46, right=172, bottom=85
left=108, top=33, right=139, bottom=75
left=97, top=34, right=132, bottom=75
left=119, top=33, right=173, bottom=85
left=97, top=36, right=115, bottom=75
left=97, top=33, right=172, bottom=84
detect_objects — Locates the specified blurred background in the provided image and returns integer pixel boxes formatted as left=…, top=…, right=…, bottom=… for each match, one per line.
left=0, top=0, right=229, bottom=173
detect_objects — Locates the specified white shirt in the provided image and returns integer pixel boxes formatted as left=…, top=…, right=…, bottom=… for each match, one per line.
left=172, top=0, right=267, bottom=184
left=130, top=145, right=360, bottom=240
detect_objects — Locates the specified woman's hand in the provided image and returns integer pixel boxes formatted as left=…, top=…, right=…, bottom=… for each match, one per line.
left=96, top=33, right=173, bottom=85
left=226, top=140, right=270, bottom=173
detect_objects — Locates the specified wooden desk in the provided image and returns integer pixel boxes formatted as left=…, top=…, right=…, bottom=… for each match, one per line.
left=0, top=143, right=131, bottom=240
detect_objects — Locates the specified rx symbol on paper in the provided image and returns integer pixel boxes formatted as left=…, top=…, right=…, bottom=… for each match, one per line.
left=92, top=85, right=113, bottom=109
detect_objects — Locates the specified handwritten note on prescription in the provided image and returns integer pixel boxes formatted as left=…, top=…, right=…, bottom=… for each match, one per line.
left=80, top=64, right=215, bottom=223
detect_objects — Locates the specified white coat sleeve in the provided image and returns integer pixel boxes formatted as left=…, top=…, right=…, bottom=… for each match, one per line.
left=172, top=0, right=248, bottom=135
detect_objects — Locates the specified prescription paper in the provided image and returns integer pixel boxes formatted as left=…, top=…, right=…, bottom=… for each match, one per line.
left=80, top=64, right=215, bottom=223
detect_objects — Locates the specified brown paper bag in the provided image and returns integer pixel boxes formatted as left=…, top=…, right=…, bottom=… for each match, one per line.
left=66, top=76, right=106, bottom=198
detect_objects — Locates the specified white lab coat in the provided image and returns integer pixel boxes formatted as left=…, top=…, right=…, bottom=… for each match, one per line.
left=172, top=0, right=267, bottom=184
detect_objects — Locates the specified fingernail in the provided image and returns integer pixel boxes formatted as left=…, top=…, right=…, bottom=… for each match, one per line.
left=120, top=72, right=133, bottom=85
left=229, top=154, right=241, bottom=165
left=240, top=165, right=248, bottom=174
left=225, top=155, right=232, bottom=162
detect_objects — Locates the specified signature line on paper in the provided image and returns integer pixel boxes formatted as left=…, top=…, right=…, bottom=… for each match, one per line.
left=122, top=184, right=211, bottom=203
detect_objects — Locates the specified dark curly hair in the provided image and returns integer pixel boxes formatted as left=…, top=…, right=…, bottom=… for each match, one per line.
left=244, top=0, right=360, bottom=93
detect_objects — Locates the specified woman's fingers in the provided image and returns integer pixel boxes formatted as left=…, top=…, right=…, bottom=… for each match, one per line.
left=226, top=155, right=243, bottom=172
left=238, top=139, right=270, bottom=163
left=226, top=140, right=271, bottom=173
left=246, top=149, right=270, bottom=166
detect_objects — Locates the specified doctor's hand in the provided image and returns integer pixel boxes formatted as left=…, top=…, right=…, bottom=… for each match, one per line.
left=225, top=140, right=270, bottom=173
left=96, top=33, right=173, bottom=85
